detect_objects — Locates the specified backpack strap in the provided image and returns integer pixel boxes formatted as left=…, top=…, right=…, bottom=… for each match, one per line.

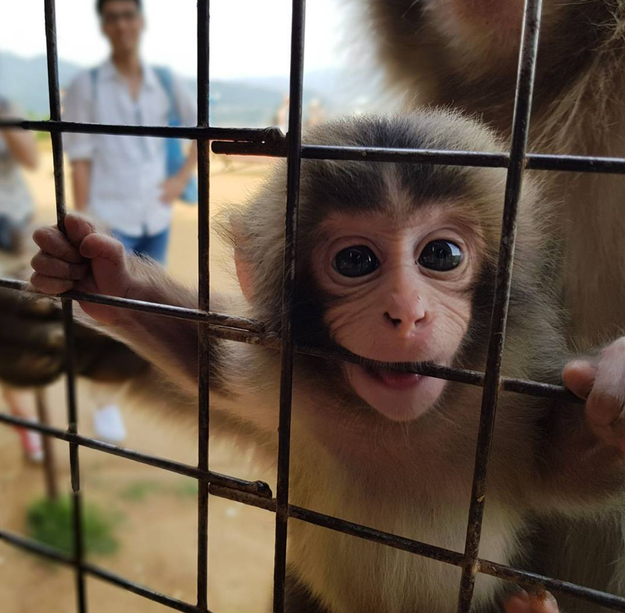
left=89, top=68, right=99, bottom=122
left=90, top=68, right=98, bottom=95
left=153, top=66, right=180, bottom=124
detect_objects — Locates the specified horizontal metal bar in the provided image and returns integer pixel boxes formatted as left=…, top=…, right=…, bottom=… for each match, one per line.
left=2, top=117, right=624, bottom=175
left=0, top=278, right=263, bottom=332
left=0, top=118, right=284, bottom=143
left=304, top=144, right=507, bottom=168
left=289, top=505, right=463, bottom=566
left=0, top=276, right=581, bottom=404
left=212, top=141, right=625, bottom=175
left=0, top=529, right=212, bottom=613
left=0, top=412, right=271, bottom=498
left=481, top=560, right=625, bottom=612
left=289, top=507, right=625, bottom=611
left=527, top=153, right=625, bottom=174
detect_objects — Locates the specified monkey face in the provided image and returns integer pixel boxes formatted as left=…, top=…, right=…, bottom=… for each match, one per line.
left=313, top=207, right=479, bottom=422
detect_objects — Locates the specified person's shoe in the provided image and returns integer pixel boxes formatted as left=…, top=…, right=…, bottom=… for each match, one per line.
left=18, top=425, right=44, bottom=463
left=93, top=405, right=127, bottom=444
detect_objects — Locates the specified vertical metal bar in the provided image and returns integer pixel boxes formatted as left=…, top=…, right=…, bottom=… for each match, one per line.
left=35, top=388, right=59, bottom=501
left=456, top=0, right=543, bottom=610
left=197, top=0, right=211, bottom=609
left=43, top=1, right=87, bottom=611
left=272, top=1, right=306, bottom=611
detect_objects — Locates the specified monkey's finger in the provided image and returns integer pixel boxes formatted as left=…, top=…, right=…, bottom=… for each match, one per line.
left=29, top=272, right=75, bottom=296
left=562, top=360, right=596, bottom=400
left=65, top=213, right=97, bottom=251
left=32, top=226, right=84, bottom=264
left=584, top=339, right=625, bottom=425
left=528, top=591, right=559, bottom=612
left=581, top=339, right=625, bottom=450
left=31, top=252, right=89, bottom=281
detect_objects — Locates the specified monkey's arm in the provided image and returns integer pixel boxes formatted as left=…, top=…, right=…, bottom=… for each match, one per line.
left=98, top=264, right=236, bottom=398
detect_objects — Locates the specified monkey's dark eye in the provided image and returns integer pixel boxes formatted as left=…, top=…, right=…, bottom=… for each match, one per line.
left=418, top=240, right=463, bottom=272
left=333, top=246, right=380, bottom=278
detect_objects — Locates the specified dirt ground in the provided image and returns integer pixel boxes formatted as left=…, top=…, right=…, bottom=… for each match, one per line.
left=0, top=150, right=279, bottom=613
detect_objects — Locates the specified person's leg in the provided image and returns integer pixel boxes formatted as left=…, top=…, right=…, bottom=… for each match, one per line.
left=1, top=385, right=43, bottom=462
left=136, top=227, right=170, bottom=265
left=90, top=382, right=127, bottom=445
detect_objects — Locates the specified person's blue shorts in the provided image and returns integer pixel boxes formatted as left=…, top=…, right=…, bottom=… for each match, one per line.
left=112, top=228, right=170, bottom=264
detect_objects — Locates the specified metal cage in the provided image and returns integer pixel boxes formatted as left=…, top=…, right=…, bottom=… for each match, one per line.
left=1, top=1, right=625, bottom=611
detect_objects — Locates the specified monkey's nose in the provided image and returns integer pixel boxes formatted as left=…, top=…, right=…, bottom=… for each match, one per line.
left=384, top=291, right=427, bottom=335
left=384, top=312, right=402, bottom=327
left=383, top=311, right=423, bottom=336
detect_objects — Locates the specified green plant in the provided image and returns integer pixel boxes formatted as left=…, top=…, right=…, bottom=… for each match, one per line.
left=26, top=495, right=118, bottom=556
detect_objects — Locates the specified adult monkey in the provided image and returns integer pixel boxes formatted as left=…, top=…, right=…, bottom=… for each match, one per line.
left=363, top=0, right=625, bottom=609
left=30, top=112, right=625, bottom=613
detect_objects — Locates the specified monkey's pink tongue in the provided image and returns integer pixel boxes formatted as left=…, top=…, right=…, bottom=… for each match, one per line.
left=376, top=370, right=421, bottom=389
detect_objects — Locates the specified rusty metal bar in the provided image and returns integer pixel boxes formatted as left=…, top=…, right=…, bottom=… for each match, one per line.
left=456, top=0, right=544, bottom=610
left=0, top=277, right=263, bottom=331
left=272, top=1, right=306, bottom=611
left=0, top=529, right=215, bottom=613
left=0, top=117, right=283, bottom=143
left=480, top=561, right=625, bottom=612
left=0, top=411, right=272, bottom=497
left=43, top=1, right=87, bottom=610
left=0, top=276, right=582, bottom=404
left=196, top=0, right=211, bottom=609
left=34, top=388, right=59, bottom=501
left=211, top=141, right=625, bottom=175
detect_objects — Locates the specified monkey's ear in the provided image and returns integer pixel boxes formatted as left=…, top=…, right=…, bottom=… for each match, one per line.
left=234, top=248, right=255, bottom=303
left=219, top=210, right=256, bottom=303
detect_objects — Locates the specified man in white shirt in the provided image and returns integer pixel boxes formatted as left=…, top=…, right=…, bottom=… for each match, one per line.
left=63, top=0, right=197, bottom=443
left=63, top=0, right=197, bottom=264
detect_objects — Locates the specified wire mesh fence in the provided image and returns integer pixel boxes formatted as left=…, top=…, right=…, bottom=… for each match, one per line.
left=1, top=0, right=625, bottom=612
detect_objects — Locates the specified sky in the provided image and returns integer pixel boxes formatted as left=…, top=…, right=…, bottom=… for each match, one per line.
left=0, top=0, right=349, bottom=80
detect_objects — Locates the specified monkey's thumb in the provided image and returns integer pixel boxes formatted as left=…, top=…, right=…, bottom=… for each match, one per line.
left=80, top=233, right=125, bottom=266
left=562, top=360, right=596, bottom=400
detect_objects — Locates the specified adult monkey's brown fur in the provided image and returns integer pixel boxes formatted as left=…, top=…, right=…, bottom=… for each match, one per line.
left=29, top=112, right=625, bottom=612
left=363, top=0, right=625, bottom=609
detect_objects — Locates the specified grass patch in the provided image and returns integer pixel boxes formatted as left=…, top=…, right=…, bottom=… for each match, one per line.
left=121, top=478, right=198, bottom=501
left=26, top=495, right=118, bottom=556
left=175, top=479, right=198, bottom=498
left=120, top=480, right=161, bottom=502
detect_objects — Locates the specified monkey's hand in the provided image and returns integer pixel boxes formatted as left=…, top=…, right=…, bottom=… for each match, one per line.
left=30, top=214, right=138, bottom=325
left=31, top=213, right=208, bottom=399
left=563, top=338, right=625, bottom=454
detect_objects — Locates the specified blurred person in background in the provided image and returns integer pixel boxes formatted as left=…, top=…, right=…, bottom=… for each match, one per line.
left=305, top=98, right=325, bottom=128
left=273, top=95, right=289, bottom=134
left=0, top=94, right=43, bottom=462
left=62, top=0, right=198, bottom=443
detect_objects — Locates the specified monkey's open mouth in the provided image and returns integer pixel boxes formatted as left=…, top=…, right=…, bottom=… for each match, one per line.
left=365, top=367, right=422, bottom=390
left=347, top=364, right=438, bottom=422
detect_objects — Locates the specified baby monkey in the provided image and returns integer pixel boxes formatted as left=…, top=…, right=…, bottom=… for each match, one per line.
left=30, top=112, right=625, bottom=613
